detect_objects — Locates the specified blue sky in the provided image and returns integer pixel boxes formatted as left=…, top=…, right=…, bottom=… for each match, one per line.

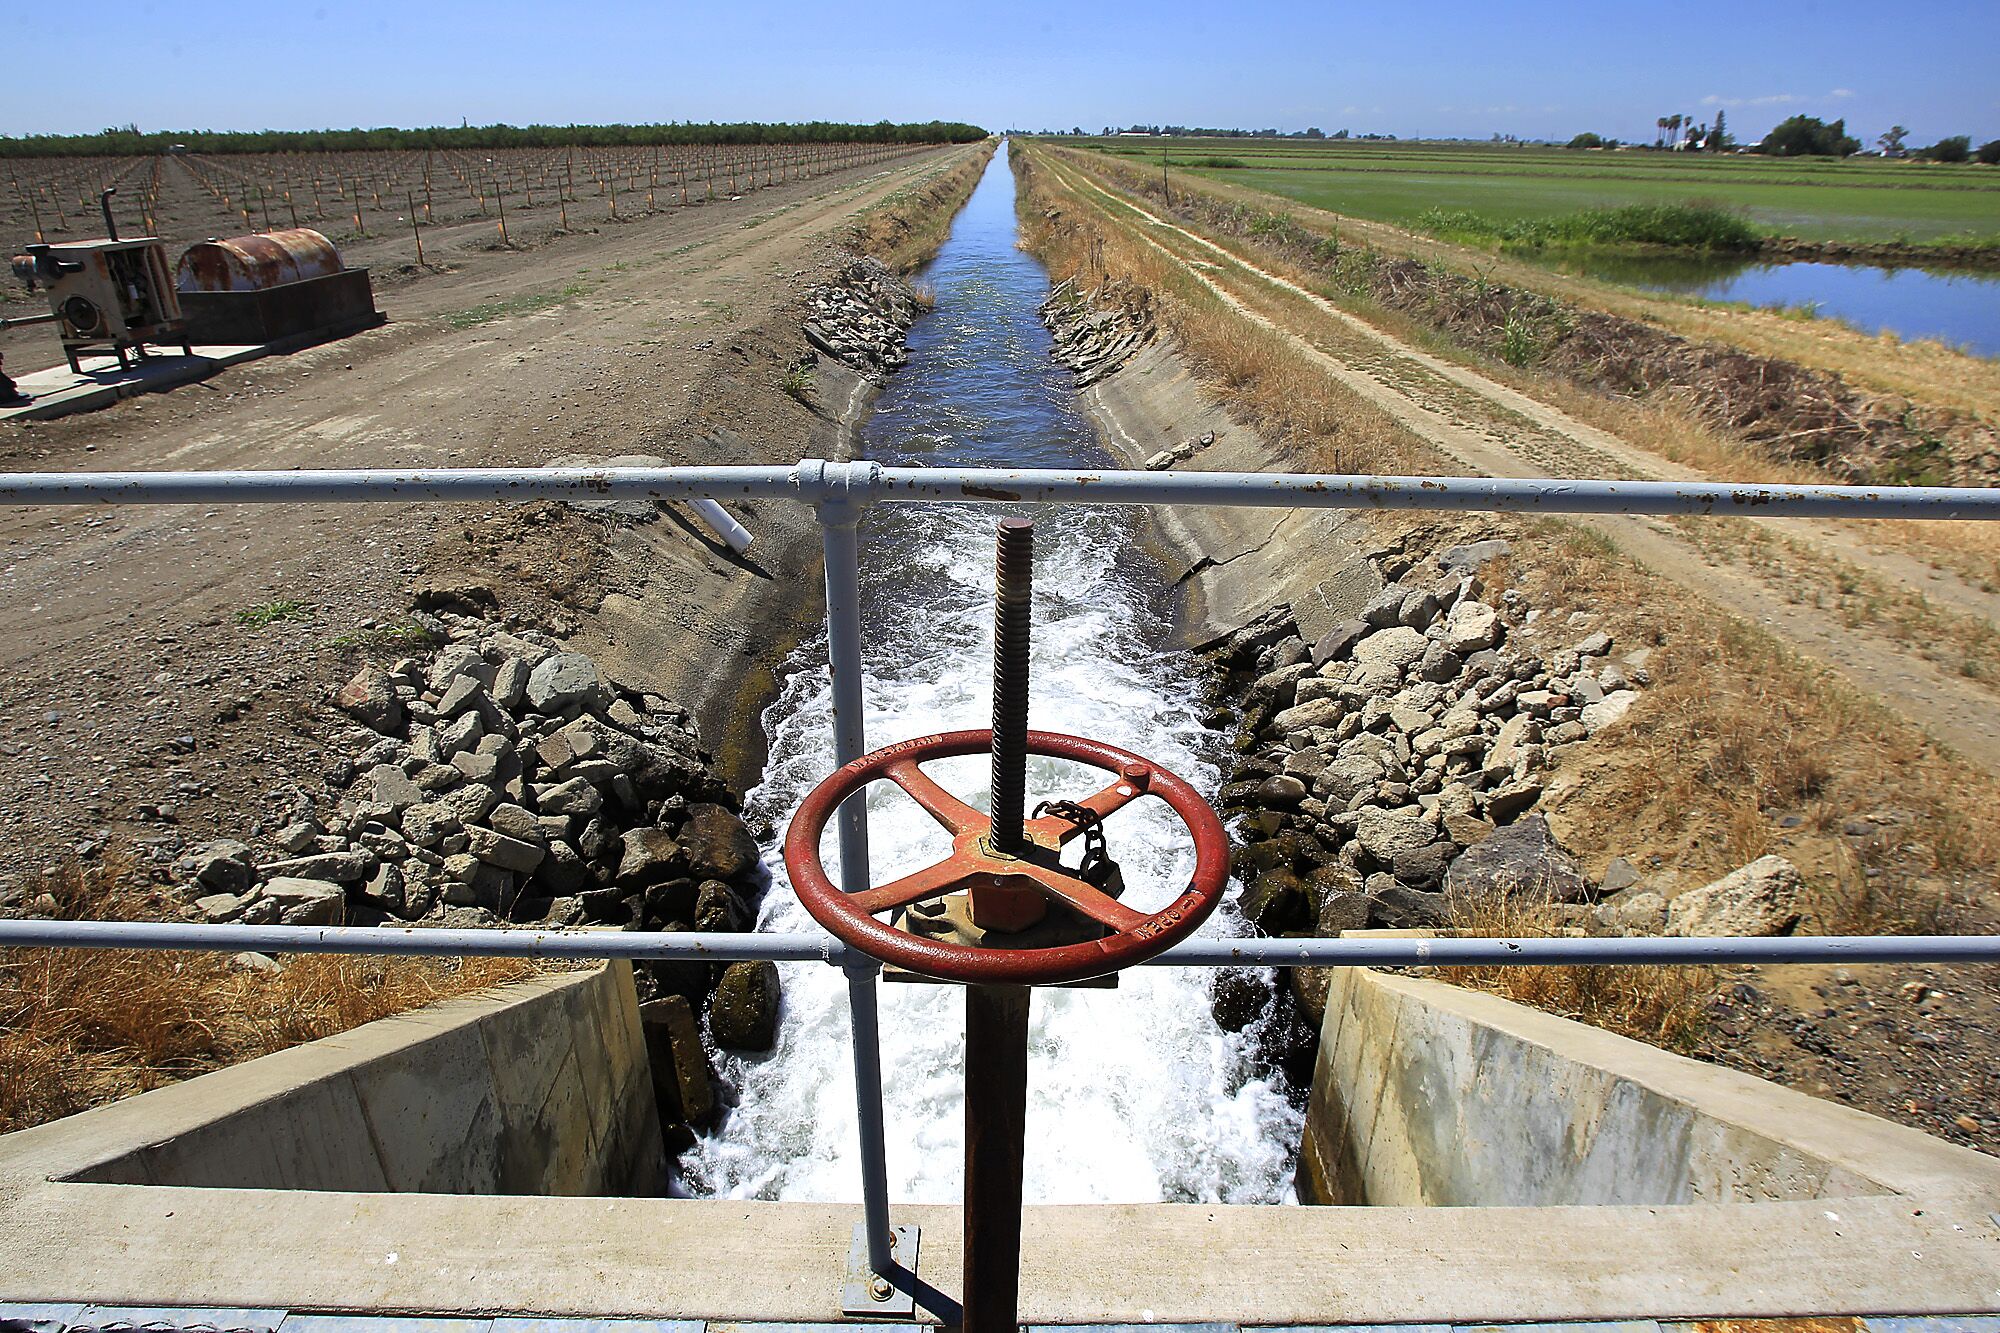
left=3, top=0, right=1995, bottom=146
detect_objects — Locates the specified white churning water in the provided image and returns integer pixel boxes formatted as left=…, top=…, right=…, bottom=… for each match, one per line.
left=681, top=144, right=1302, bottom=1207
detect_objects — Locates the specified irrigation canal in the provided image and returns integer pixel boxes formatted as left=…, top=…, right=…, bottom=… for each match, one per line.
left=681, top=143, right=1303, bottom=1205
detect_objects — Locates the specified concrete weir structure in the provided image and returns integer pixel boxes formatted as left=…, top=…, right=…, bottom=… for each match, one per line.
left=2, top=951, right=1997, bottom=1327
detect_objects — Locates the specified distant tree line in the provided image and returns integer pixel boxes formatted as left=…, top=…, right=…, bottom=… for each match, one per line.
left=1555, top=113, right=1996, bottom=162
left=0, top=119, right=989, bottom=158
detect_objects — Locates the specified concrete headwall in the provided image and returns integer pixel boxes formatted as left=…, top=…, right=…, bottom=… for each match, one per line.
left=1299, top=955, right=1994, bottom=1208
left=19, top=962, right=665, bottom=1196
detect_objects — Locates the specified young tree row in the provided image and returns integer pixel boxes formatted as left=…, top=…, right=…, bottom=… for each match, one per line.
left=0, top=120, right=988, bottom=159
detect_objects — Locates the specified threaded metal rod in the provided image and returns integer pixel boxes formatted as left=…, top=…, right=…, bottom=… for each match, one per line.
left=989, top=518, right=1033, bottom=854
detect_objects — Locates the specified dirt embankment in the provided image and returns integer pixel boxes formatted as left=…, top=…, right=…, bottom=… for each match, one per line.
left=1017, top=147, right=2000, bottom=1157
left=1757, top=235, right=2000, bottom=272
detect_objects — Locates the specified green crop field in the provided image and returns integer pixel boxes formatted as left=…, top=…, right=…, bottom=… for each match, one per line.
left=1077, top=138, right=2000, bottom=245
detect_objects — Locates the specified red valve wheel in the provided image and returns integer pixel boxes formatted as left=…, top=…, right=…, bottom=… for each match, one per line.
left=785, top=728, right=1229, bottom=986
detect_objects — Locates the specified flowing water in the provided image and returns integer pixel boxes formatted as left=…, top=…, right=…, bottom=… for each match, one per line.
left=682, top=144, right=1302, bottom=1206
left=1541, top=250, right=2000, bottom=358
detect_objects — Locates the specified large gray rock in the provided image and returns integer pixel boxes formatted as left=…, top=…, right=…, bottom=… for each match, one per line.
left=525, top=652, right=605, bottom=712
left=183, top=839, right=255, bottom=897
left=1270, top=696, right=1346, bottom=736
left=1666, top=856, right=1804, bottom=938
left=537, top=776, right=603, bottom=817
left=1352, top=626, right=1428, bottom=673
left=1237, top=869, right=1310, bottom=934
left=1353, top=807, right=1435, bottom=862
left=617, top=828, right=683, bottom=885
left=1440, top=601, right=1502, bottom=655
left=639, top=996, right=715, bottom=1126
left=467, top=826, right=546, bottom=874
left=1310, top=620, right=1370, bottom=667
left=260, top=850, right=371, bottom=883
left=261, top=876, right=346, bottom=926
left=485, top=802, right=542, bottom=844
left=490, top=655, right=533, bottom=710
left=334, top=666, right=404, bottom=735
left=709, top=960, right=782, bottom=1051
left=1581, top=690, right=1639, bottom=733
left=1600, top=889, right=1669, bottom=935
left=679, top=803, right=758, bottom=880
left=694, top=879, right=748, bottom=933
left=1443, top=814, right=1589, bottom=905
left=1439, top=539, right=1512, bottom=575
left=368, top=764, right=422, bottom=814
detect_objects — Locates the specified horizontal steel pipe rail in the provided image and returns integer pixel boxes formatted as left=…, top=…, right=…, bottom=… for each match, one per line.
left=2, top=918, right=1994, bottom=967
left=0, top=459, right=1998, bottom=520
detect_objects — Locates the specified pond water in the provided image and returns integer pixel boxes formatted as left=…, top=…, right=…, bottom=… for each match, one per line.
left=1541, top=250, right=2000, bottom=358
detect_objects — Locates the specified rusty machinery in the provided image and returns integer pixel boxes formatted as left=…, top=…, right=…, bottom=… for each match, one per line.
left=785, top=517, right=1230, bottom=1331
left=7, top=190, right=191, bottom=372
left=173, top=227, right=381, bottom=345
left=8, top=192, right=380, bottom=372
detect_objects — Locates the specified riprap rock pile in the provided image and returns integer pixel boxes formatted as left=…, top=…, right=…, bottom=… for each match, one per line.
left=1213, top=537, right=1651, bottom=943
left=803, top=257, right=925, bottom=379
left=1039, top=276, right=1157, bottom=388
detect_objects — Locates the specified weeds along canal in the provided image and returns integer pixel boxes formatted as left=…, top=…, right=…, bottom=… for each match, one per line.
left=681, top=144, right=1303, bottom=1205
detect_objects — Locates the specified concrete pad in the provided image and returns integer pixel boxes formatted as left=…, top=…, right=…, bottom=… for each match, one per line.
left=0, top=348, right=266, bottom=423
left=280, top=1320, right=490, bottom=1333
left=78, top=1307, right=287, bottom=1331
left=486, top=1312, right=700, bottom=1320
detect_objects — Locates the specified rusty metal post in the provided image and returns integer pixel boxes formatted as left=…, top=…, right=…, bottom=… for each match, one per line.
left=989, top=518, right=1033, bottom=854
left=963, top=983, right=1031, bottom=1333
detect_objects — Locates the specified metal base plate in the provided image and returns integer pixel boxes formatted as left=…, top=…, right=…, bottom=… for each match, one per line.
left=887, top=892, right=1118, bottom=989
left=840, top=1222, right=921, bottom=1319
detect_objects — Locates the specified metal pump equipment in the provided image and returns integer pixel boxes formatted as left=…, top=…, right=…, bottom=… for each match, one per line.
left=8, top=190, right=190, bottom=372
left=784, top=517, right=1229, bottom=1330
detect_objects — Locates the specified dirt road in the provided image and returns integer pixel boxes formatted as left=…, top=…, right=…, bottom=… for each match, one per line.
left=0, top=144, right=976, bottom=876
left=1038, top=151, right=2000, bottom=773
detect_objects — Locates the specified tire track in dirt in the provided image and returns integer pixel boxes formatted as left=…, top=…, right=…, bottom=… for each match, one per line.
left=1041, top=152, right=2000, bottom=772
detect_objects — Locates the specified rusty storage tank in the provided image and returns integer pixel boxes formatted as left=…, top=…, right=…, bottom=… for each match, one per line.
left=175, top=229, right=382, bottom=345
left=176, top=229, right=345, bottom=292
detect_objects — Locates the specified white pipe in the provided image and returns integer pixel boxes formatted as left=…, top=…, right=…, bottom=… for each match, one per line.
left=689, top=497, right=754, bottom=552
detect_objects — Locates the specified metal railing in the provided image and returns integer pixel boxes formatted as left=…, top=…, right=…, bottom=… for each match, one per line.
left=2, top=458, right=1999, bottom=1287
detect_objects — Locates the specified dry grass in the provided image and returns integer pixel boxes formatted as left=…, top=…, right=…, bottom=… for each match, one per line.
left=0, top=859, right=540, bottom=1134
left=1490, top=519, right=2000, bottom=886
left=1436, top=894, right=1714, bottom=1053
left=850, top=140, right=998, bottom=273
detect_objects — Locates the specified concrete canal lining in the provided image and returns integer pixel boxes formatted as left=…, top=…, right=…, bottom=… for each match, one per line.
left=1297, top=939, right=1989, bottom=1208
left=1, top=955, right=1997, bottom=1322
left=17, top=961, right=665, bottom=1197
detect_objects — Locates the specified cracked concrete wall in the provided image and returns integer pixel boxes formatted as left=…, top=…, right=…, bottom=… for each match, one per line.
left=28, top=962, right=665, bottom=1197
left=1079, top=340, right=1381, bottom=645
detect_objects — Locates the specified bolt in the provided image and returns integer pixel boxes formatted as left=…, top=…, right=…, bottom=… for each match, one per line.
left=869, top=1275, right=893, bottom=1301
left=989, top=518, right=1033, bottom=855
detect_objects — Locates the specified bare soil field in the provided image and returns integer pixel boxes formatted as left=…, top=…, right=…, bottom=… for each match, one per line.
left=0, top=141, right=975, bottom=903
